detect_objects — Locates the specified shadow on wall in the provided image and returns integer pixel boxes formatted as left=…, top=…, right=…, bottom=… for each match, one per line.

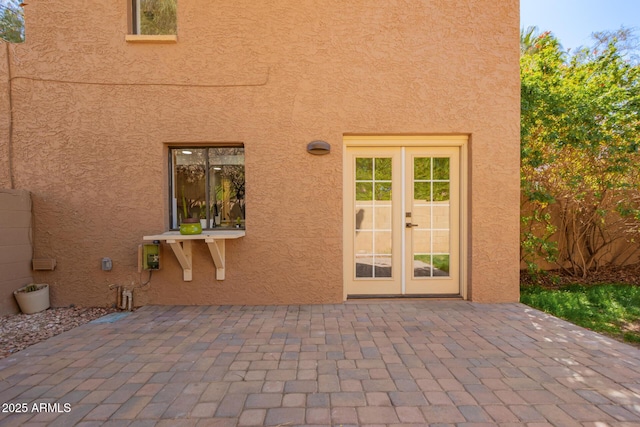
left=0, top=189, right=33, bottom=315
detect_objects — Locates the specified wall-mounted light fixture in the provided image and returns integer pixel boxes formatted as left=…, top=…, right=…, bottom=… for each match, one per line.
left=307, top=140, right=331, bottom=155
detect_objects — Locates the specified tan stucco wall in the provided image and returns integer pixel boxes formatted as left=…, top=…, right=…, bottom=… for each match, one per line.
left=0, top=44, right=11, bottom=189
left=0, top=189, right=32, bottom=315
left=1, top=0, right=520, bottom=306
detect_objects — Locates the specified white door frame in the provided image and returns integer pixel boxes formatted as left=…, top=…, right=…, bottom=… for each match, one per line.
left=343, top=135, right=469, bottom=300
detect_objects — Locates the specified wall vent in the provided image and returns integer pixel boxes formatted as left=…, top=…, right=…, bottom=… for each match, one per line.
left=32, top=259, right=57, bottom=271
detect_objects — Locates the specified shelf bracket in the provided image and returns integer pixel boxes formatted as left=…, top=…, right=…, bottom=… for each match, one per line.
left=166, top=239, right=193, bottom=281
left=205, top=237, right=226, bottom=280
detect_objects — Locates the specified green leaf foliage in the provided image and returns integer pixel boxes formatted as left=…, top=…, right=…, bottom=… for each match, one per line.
left=521, top=29, right=640, bottom=277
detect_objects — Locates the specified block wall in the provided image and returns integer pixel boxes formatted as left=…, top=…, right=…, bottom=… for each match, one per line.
left=0, top=189, right=32, bottom=315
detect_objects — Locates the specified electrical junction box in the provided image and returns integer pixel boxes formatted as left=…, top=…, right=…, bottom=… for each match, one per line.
left=140, top=243, right=161, bottom=271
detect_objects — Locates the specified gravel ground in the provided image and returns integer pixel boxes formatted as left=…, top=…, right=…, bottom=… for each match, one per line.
left=0, top=307, right=118, bottom=359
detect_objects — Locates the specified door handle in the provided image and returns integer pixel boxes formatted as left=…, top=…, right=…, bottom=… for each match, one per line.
left=406, top=223, right=419, bottom=228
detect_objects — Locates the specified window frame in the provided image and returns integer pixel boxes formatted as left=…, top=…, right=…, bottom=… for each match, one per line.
left=168, top=145, right=246, bottom=231
left=131, top=0, right=140, bottom=35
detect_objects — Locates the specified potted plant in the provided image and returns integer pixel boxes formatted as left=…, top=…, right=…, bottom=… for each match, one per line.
left=14, top=283, right=50, bottom=314
left=176, top=162, right=206, bottom=234
left=179, top=193, right=202, bottom=235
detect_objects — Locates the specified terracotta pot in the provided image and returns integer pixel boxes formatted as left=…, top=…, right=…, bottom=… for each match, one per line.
left=14, top=284, right=50, bottom=314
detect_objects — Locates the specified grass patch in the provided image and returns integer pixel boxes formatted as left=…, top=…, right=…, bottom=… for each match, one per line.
left=520, top=283, right=640, bottom=345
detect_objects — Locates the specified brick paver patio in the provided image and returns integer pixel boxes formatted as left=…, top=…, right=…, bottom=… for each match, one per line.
left=1, top=301, right=639, bottom=426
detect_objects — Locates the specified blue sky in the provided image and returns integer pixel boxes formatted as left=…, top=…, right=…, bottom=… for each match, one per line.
left=521, top=0, right=640, bottom=52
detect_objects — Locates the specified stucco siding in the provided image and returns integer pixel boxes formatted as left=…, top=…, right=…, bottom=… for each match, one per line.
left=2, top=0, right=520, bottom=306
left=0, top=44, right=11, bottom=189
left=0, top=189, right=32, bottom=315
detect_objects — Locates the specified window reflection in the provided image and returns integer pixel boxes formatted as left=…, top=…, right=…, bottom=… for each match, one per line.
left=134, top=0, right=177, bottom=35
left=171, top=147, right=245, bottom=230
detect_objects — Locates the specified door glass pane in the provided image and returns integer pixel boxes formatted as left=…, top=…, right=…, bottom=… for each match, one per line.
left=433, top=158, right=450, bottom=180
left=432, top=255, right=450, bottom=275
left=374, top=206, right=392, bottom=229
left=413, top=205, right=431, bottom=229
left=412, top=156, right=450, bottom=278
left=414, top=254, right=433, bottom=277
left=432, top=230, right=450, bottom=253
left=356, top=158, right=373, bottom=180
left=356, top=182, right=373, bottom=201
left=433, top=182, right=450, bottom=202
left=432, top=205, right=449, bottom=229
left=375, top=231, right=392, bottom=256
left=355, top=231, right=373, bottom=254
left=374, top=158, right=392, bottom=180
left=414, top=157, right=431, bottom=180
left=375, top=183, right=392, bottom=201
left=412, top=230, right=431, bottom=254
left=413, top=182, right=431, bottom=200
left=355, top=157, right=392, bottom=279
left=357, top=207, right=372, bottom=229
left=374, top=255, right=392, bottom=278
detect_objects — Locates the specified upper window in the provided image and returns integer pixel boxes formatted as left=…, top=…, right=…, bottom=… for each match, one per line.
left=170, top=147, right=245, bottom=230
left=131, top=0, right=177, bottom=35
left=0, top=0, right=25, bottom=43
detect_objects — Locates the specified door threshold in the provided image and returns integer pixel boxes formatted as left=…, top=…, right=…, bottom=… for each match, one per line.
left=347, top=294, right=462, bottom=300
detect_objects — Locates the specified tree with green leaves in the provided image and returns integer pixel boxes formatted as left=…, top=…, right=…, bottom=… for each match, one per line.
left=520, top=26, right=544, bottom=56
left=0, top=0, right=24, bottom=43
left=521, top=28, right=640, bottom=278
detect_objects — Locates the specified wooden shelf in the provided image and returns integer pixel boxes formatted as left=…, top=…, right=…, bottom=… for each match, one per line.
left=143, top=230, right=245, bottom=281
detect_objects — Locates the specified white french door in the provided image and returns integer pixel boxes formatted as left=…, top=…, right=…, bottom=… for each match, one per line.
left=344, top=145, right=461, bottom=296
